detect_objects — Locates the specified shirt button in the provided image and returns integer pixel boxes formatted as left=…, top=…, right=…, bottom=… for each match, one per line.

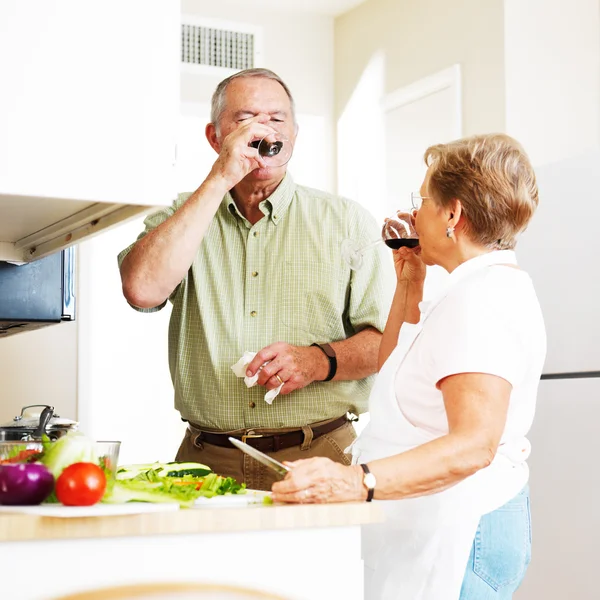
left=252, top=271, right=258, bottom=277
left=273, top=215, right=278, bottom=220
left=250, top=310, right=257, bottom=317
left=249, top=401, right=256, bottom=408
left=253, top=231, right=260, bottom=237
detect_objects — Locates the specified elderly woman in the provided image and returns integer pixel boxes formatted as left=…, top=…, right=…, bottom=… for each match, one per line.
left=272, top=133, right=546, bottom=600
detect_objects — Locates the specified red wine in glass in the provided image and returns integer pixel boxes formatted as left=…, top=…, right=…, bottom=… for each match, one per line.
left=385, top=238, right=419, bottom=249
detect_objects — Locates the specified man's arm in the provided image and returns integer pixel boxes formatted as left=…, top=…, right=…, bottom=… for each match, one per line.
left=120, top=178, right=228, bottom=308
left=119, top=119, right=275, bottom=309
left=247, top=327, right=382, bottom=394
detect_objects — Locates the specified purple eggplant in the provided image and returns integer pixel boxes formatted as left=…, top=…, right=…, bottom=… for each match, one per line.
left=0, top=463, right=54, bottom=505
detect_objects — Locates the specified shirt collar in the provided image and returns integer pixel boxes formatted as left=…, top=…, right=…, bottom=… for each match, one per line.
left=419, top=250, right=518, bottom=318
left=225, top=173, right=295, bottom=226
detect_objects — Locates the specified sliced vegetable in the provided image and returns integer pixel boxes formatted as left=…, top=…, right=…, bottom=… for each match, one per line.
left=196, top=473, right=245, bottom=497
left=155, top=462, right=213, bottom=478
left=105, top=466, right=246, bottom=507
left=0, top=448, right=44, bottom=465
left=116, top=463, right=162, bottom=480
left=116, top=462, right=213, bottom=480
left=0, top=463, right=54, bottom=505
left=55, top=462, right=106, bottom=506
left=105, top=479, right=200, bottom=508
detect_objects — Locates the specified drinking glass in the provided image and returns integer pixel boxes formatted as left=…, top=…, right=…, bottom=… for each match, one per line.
left=341, top=210, right=418, bottom=271
left=249, top=131, right=293, bottom=168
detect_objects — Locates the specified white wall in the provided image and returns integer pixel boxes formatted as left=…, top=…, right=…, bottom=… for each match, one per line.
left=0, top=321, right=78, bottom=424
left=334, top=0, right=504, bottom=220
left=334, top=0, right=506, bottom=138
left=504, top=0, right=600, bottom=166
left=180, top=0, right=335, bottom=192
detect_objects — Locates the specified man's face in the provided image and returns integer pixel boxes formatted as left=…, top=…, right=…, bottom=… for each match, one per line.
left=216, top=77, right=297, bottom=182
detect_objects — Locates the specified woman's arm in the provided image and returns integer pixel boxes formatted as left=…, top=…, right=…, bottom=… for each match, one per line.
left=378, top=246, right=426, bottom=369
left=368, top=372, right=511, bottom=499
left=271, top=372, right=511, bottom=503
left=378, top=279, right=424, bottom=369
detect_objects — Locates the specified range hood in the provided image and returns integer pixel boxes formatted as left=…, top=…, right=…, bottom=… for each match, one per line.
left=0, top=193, right=152, bottom=264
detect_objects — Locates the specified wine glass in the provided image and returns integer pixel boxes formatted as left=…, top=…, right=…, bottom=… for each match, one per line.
left=341, top=210, right=418, bottom=270
left=249, top=131, right=293, bottom=168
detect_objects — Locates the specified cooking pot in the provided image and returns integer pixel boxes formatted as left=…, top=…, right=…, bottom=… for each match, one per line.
left=0, top=405, right=78, bottom=441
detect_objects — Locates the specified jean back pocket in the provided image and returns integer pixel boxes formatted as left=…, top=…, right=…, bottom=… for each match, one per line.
left=473, top=486, right=532, bottom=591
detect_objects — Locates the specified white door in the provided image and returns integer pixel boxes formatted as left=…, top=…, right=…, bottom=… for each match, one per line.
left=353, top=65, right=462, bottom=435
left=382, top=65, right=462, bottom=302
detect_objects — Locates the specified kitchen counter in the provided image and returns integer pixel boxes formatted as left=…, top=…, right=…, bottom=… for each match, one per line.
left=0, top=502, right=382, bottom=600
left=0, top=501, right=381, bottom=542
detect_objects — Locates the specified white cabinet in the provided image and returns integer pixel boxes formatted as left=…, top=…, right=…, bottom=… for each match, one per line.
left=0, top=0, right=180, bottom=262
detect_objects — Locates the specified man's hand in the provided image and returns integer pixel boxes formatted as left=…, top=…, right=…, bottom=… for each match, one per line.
left=245, top=342, right=329, bottom=394
left=207, top=119, right=277, bottom=190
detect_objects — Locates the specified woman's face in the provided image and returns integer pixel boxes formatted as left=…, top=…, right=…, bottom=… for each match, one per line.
left=414, top=169, right=450, bottom=267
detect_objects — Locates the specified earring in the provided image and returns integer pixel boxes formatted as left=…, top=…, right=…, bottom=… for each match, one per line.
left=446, top=226, right=455, bottom=238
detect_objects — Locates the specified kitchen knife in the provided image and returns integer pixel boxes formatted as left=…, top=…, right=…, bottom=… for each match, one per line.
left=228, top=437, right=291, bottom=477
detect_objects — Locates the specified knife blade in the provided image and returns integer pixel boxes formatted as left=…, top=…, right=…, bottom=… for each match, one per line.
left=228, top=437, right=291, bottom=477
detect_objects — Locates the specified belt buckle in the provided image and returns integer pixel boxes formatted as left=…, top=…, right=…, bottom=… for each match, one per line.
left=241, top=431, right=263, bottom=445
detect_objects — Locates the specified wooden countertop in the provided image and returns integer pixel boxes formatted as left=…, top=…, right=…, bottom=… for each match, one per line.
left=0, top=502, right=383, bottom=543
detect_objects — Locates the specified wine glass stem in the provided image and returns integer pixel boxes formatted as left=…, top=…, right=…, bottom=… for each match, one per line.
left=359, top=239, right=383, bottom=253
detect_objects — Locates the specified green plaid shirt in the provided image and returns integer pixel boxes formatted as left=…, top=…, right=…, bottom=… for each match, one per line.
left=118, top=175, right=394, bottom=430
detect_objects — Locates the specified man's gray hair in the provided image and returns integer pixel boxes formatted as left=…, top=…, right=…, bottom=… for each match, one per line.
left=210, top=68, right=297, bottom=132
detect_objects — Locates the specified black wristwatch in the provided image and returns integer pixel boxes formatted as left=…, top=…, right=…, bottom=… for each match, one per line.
left=360, top=463, right=376, bottom=502
left=311, top=343, right=337, bottom=381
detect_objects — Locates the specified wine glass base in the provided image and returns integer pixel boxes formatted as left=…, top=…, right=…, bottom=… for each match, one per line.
left=341, top=238, right=364, bottom=271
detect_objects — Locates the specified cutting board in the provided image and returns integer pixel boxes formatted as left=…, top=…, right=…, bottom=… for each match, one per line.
left=0, top=502, right=180, bottom=517
left=193, top=490, right=271, bottom=508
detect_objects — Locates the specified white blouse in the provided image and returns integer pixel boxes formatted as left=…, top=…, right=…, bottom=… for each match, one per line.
left=395, top=250, right=547, bottom=469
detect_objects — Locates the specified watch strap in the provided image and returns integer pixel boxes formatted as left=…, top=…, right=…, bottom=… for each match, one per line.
left=360, top=463, right=375, bottom=502
left=311, top=343, right=337, bottom=381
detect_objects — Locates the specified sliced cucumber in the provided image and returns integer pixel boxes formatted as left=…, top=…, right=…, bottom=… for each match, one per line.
left=156, top=462, right=213, bottom=478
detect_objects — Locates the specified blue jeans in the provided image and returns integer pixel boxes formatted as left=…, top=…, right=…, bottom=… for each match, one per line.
left=459, top=485, right=532, bottom=600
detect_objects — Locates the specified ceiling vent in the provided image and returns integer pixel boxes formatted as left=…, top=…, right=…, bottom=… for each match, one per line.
left=181, top=17, right=262, bottom=75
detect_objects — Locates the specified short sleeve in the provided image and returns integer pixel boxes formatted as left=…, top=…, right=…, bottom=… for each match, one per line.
left=344, top=202, right=395, bottom=334
left=427, top=280, right=525, bottom=387
left=116, top=193, right=191, bottom=313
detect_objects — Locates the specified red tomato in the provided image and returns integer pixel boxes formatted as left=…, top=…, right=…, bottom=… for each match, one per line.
left=55, top=462, right=107, bottom=506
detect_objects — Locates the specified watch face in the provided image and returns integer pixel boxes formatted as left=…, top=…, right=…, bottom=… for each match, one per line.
left=364, top=472, right=376, bottom=490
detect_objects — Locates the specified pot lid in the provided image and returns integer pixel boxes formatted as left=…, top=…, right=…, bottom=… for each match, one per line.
left=0, top=405, right=78, bottom=430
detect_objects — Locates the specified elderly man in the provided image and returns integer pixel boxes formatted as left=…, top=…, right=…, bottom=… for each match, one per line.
left=118, top=68, right=393, bottom=490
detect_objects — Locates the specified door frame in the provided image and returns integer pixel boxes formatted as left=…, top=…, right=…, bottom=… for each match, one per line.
left=380, top=64, right=463, bottom=139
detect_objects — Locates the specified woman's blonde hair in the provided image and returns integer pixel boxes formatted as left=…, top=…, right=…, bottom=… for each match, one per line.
left=424, top=133, right=539, bottom=250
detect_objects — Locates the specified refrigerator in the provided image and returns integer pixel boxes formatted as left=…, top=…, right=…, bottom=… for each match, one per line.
left=514, top=151, right=600, bottom=599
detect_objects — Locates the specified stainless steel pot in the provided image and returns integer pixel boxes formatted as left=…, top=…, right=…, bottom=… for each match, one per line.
left=0, top=404, right=78, bottom=441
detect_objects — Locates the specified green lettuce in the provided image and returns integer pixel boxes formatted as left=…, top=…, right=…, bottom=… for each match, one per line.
left=40, top=432, right=97, bottom=478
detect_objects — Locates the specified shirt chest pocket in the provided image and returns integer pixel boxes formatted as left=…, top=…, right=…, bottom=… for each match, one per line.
left=279, top=259, right=348, bottom=340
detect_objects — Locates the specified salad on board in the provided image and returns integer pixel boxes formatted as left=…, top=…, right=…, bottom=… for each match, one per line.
left=0, top=432, right=254, bottom=508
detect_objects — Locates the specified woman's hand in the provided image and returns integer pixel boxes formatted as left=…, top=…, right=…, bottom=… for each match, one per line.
left=392, top=245, right=426, bottom=284
left=271, top=457, right=367, bottom=504
left=383, top=212, right=426, bottom=284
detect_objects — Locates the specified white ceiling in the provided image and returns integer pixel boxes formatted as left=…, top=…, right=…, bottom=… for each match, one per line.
left=220, top=0, right=367, bottom=16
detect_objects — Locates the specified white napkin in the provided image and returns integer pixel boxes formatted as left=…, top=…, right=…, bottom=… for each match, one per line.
left=230, top=351, right=284, bottom=405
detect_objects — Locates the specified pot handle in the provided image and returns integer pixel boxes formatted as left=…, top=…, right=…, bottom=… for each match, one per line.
left=32, top=406, right=55, bottom=440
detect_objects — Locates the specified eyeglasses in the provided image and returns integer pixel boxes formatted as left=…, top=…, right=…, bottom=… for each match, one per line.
left=411, top=192, right=430, bottom=211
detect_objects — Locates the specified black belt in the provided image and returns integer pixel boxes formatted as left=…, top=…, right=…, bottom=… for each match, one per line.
left=193, top=415, right=348, bottom=453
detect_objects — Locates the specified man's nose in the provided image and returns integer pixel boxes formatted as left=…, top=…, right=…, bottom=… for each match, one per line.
left=256, top=113, right=270, bottom=124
